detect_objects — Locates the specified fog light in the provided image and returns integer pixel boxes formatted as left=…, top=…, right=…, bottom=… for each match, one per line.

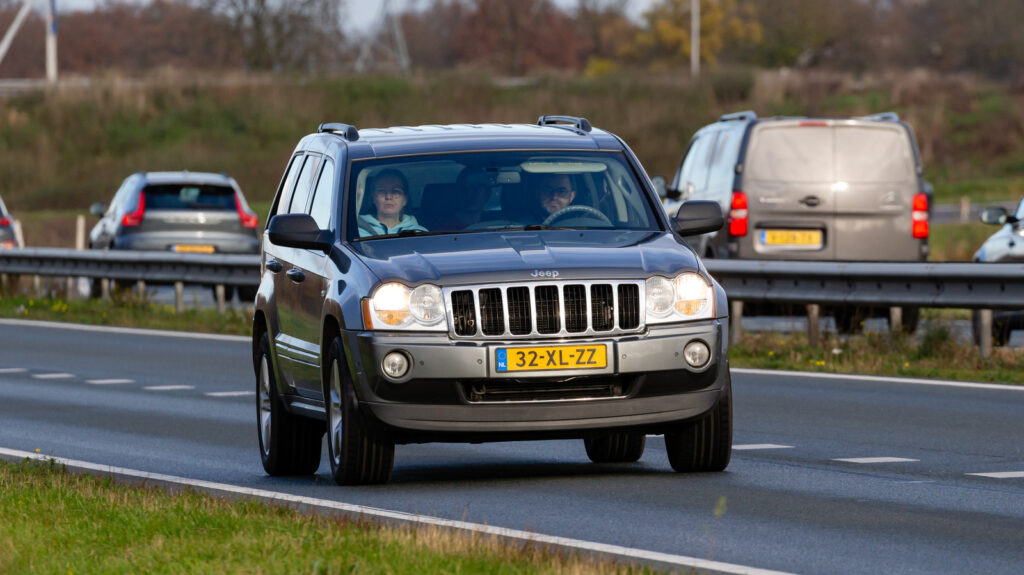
left=382, top=351, right=410, bottom=379
left=683, top=341, right=710, bottom=368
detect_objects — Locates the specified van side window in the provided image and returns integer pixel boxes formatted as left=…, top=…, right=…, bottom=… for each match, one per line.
left=309, top=159, right=335, bottom=229
left=270, top=154, right=302, bottom=218
left=288, top=154, right=322, bottom=214
left=705, top=130, right=739, bottom=200
left=677, top=132, right=717, bottom=198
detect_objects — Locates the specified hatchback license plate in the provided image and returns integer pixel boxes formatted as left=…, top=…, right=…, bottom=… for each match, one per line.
left=173, top=244, right=215, bottom=254
left=760, top=229, right=822, bottom=247
left=495, top=344, right=608, bottom=373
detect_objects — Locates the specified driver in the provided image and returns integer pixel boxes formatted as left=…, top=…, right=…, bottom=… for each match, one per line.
left=536, top=173, right=576, bottom=216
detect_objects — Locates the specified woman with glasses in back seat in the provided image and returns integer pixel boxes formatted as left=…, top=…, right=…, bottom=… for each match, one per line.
left=359, top=168, right=428, bottom=237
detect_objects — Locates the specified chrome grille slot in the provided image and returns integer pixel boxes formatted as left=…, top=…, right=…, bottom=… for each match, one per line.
left=451, top=290, right=476, bottom=336
left=564, top=284, right=587, bottom=333
left=507, top=286, right=531, bottom=335
left=591, top=284, right=614, bottom=331
left=535, top=285, right=560, bottom=334
left=618, top=284, right=640, bottom=329
left=445, top=280, right=645, bottom=339
left=479, top=288, right=504, bottom=335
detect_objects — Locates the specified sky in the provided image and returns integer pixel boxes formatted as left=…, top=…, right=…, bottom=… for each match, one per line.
left=56, top=0, right=659, bottom=34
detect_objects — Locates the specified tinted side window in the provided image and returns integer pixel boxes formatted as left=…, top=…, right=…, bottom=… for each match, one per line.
left=309, top=159, right=335, bottom=229
left=705, top=130, right=740, bottom=199
left=270, top=154, right=302, bottom=219
left=288, top=155, right=321, bottom=214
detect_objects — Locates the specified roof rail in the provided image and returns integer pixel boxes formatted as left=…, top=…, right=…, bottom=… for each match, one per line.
left=860, top=112, right=900, bottom=122
left=719, top=110, right=757, bottom=122
left=318, top=122, right=360, bottom=141
left=537, top=115, right=592, bottom=134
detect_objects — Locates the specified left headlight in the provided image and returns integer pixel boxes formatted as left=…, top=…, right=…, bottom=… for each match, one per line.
left=363, top=282, right=447, bottom=331
left=645, top=272, right=714, bottom=325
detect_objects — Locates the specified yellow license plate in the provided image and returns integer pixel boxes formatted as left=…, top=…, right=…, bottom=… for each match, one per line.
left=496, top=344, right=607, bottom=373
left=760, top=229, right=822, bottom=246
left=173, top=244, right=215, bottom=254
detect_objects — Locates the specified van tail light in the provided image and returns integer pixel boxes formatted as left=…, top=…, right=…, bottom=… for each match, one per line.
left=0, top=217, right=10, bottom=227
left=912, top=192, right=929, bottom=239
left=236, top=192, right=258, bottom=229
left=728, top=190, right=749, bottom=237
left=122, top=192, right=145, bottom=227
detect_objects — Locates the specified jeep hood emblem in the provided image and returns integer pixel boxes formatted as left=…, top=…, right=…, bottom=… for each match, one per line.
left=531, top=269, right=559, bottom=278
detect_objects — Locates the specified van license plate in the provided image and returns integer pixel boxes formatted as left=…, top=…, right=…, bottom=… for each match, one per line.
left=760, top=230, right=822, bottom=247
left=173, top=244, right=215, bottom=254
left=495, top=344, right=608, bottom=373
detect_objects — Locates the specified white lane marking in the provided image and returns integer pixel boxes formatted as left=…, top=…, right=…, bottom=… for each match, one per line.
left=967, top=471, right=1024, bottom=479
left=0, top=447, right=794, bottom=575
left=205, top=391, right=254, bottom=397
left=0, top=368, right=27, bottom=373
left=734, top=444, right=794, bottom=451
left=833, top=457, right=919, bottom=464
left=143, top=385, right=195, bottom=391
left=0, top=318, right=249, bottom=343
left=732, top=368, right=1024, bottom=392
left=86, top=379, right=135, bottom=385
left=32, top=373, right=75, bottom=380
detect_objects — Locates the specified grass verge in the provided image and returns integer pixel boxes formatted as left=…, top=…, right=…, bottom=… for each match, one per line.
left=730, top=328, right=1024, bottom=385
left=0, top=459, right=652, bottom=575
left=0, top=294, right=252, bottom=336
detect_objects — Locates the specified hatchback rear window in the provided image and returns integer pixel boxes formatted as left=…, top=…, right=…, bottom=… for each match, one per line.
left=144, top=184, right=236, bottom=210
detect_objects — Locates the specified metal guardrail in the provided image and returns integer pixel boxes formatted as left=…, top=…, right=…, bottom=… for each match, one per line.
left=1, top=249, right=1021, bottom=354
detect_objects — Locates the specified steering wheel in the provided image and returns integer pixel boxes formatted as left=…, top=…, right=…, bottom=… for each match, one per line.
left=542, top=205, right=612, bottom=227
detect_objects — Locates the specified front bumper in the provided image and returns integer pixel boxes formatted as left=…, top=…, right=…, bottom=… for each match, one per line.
left=345, top=320, right=729, bottom=435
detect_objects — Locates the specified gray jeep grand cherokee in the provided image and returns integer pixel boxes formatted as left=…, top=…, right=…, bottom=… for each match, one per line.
left=254, top=117, right=731, bottom=485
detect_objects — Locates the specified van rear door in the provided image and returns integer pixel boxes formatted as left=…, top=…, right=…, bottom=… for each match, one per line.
left=833, top=123, right=919, bottom=261
left=742, top=121, right=836, bottom=259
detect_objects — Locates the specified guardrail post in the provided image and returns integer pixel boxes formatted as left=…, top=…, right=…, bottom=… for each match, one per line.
left=959, top=196, right=970, bottom=223
left=807, top=304, right=821, bottom=347
left=33, top=275, right=42, bottom=298
left=889, top=307, right=902, bottom=334
left=215, top=284, right=226, bottom=314
left=978, top=309, right=993, bottom=358
left=136, top=280, right=146, bottom=300
left=174, top=281, right=184, bottom=314
left=101, top=279, right=110, bottom=301
left=730, top=299, right=743, bottom=345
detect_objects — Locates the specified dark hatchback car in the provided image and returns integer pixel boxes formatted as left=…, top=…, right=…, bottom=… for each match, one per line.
left=974, top=199, right=1024, bottom=345
left=89, top=171, right=261, bottom=298
left=254, top=117, right=731, bottom=485
left=0, top=195, right=19, bottom=249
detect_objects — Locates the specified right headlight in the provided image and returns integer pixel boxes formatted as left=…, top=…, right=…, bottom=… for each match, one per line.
left=363, top=282, right=447, bottom=331
left=645, top=272, right=714, bottom=325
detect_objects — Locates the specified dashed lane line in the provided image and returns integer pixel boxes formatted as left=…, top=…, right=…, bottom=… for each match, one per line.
left=967, top=471, right=1024, bottom=479
left=86, top=379, right=135, bottom=385
left=833, top=457, right=919, bottom=464
left=0, top=318, right=249, bottom=343
left=0, top=368, right=27, bottom=373
left=0, top=447, right=797, bottom=575
left=205, top=391, right=254, bottom=397
left=32, top=373, right=75, bottom=380
left=734, top=444, right=795, bottom=450
left=733, top=368, right=1023, bottom=392
left=142, top=385, right=195, bottom=391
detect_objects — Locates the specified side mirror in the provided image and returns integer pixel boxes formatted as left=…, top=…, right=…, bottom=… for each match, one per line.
left=89, top=202, right=106, bottom=217
left=651, top=175, right=668, bottom=199
left=979, top=206, right=1009, bottom=225
left=267, top=214, right=333, bottom=252
left=672, top=201, right=724, bottom=237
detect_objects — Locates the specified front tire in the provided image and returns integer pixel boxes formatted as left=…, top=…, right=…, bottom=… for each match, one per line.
left=256, top=332, right=323, bottom=476
left=665, top=379, right=732, bottom=472
left=324, top=337, right=394, bottom=485
left=584, top=432, right=645, bottom=463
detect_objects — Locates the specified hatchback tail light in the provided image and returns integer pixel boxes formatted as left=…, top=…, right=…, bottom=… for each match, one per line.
left=912, top=193, right=928, bottom=239
left=728, top=191, right=749, bottom=237
left=0, top=217, right=10, bottom=227
left=235, top=192, right=258, bottom=229
left=122, top=192, right=145, bottom=227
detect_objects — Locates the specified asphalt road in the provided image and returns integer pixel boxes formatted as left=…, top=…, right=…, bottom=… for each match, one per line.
left=1, top=320, right=1023, bottom=574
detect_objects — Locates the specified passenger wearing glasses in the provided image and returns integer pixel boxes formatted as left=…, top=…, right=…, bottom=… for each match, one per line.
left=536, top=173, right=577, bottom=216
left=359, top=168, right=428, bottom=237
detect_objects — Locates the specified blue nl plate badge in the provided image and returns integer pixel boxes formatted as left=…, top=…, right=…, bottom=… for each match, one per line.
left=495, top=349, right=508, bottom=372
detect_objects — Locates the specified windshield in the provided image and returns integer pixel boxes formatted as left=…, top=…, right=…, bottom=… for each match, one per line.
left=347, top=151, right=661, bottom=240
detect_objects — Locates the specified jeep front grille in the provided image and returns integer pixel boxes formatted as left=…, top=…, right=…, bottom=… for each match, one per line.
left=446, top=280, right=645, bottom=339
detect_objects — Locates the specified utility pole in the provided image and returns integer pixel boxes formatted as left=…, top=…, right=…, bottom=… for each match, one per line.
left=690, top=0, right=700, bottom=78
left=46, top=0, right=57, bottom=84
